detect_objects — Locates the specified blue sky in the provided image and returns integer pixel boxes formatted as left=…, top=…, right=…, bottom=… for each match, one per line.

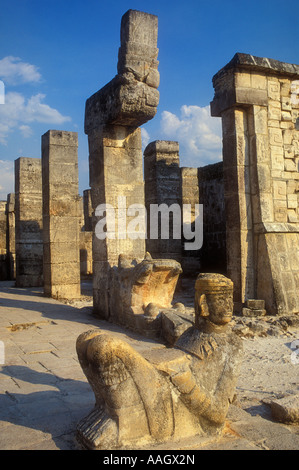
left=0, top=0, right=298, bottom=199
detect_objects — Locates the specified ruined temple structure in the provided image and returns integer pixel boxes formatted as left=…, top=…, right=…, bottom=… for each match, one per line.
left=75, top=10, right=243, bottom=450
left=0, top=10, right=296, bottom=320
left=211, top=53, right=299, bottom=315
left=0, top=6, right=298, bottom=451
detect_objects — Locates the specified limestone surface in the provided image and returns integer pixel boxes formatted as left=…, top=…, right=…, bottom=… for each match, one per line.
left=42, top=130, right=81, bottom=300
left=14, top=157, right=43, bottom=287
left=76, top=273, right=243, bottom=450
left=211, top=53, right=299, bottom=315
left=85, top=10, right=160, bottom=319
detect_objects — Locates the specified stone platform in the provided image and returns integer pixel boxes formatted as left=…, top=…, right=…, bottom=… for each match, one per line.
left=0, top=280, right=298, bottom=451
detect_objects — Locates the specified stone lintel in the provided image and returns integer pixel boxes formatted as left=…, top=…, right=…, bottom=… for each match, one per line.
left=213, top=52, right=299, bottom=83
left=85, top=75, right=159, bottom=133
left=144, top=140, right=179, bottom=156
left=254, top=222, right=299, bottom=234
left=210, top=53, right=299, bottom=116
left=42, top=130, right=78, bottom=149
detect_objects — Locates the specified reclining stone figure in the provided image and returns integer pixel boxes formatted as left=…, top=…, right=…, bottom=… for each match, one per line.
left=76, top=273, right=243, bottom=449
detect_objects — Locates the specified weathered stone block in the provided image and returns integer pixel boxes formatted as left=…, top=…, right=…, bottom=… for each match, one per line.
left=273, top=180, right=287, bottom=200
left=251, top=73, right=267, bottom=90
left=242, top=307, right=266, bottom=317
left=284, top=159, right=297, bottom=171
left=270, top=146, right=284, bottom=170
left=268, top=80, right=281, bottom=101
left=270, top=395, right=299, bottom=424
left=246, top=299, right=265, bottom=309
left=287, top=194, right=297, bottom=209
left=268, top=101, right=281, bottom=121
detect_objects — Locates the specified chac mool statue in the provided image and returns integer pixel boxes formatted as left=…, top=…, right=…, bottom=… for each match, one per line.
left=76, top=273, right=243, bottom=449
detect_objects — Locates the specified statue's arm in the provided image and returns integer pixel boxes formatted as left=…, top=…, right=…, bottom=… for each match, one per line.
left=170, top=357, right=238, bottom=426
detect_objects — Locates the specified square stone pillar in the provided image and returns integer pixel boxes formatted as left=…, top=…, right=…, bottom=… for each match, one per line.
left=89, top=125, right=146, bottom=316
left=42, top=130, right=81, bottom=299
left=83, top=189, right=93, bottom=232
left=180, top=167, right=200, bottom=275
left=6, top=193, right=16, bottom=280
left=211, top=53, right=299, bottom=314
left=197, top=162, right=226, bottom=273
left=15, top=157, right=43, bottom=287
left=144, top=140, right=182, bottom=262
left=0, top=200, right=8, bottom=280
left=85, top=10, right=160, bottom=318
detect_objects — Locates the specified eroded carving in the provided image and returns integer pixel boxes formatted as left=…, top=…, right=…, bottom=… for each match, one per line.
left=76, top=273, right=243, bottom=449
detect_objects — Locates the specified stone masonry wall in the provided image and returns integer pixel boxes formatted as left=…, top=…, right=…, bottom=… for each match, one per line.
left=211, top=53, right=299, bottom=314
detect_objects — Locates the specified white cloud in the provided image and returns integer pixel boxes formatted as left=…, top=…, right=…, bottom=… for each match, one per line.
left=161, top=105, right=222, bottom=167
left=0, top=160, right=14, bottom=200
left=0, top=56, right=41, bottom=85
left=141, top=127, right=150, bottom=151
left=19, top=124, right=33, bottom=138
left=0, top=91, right=71, bottom=144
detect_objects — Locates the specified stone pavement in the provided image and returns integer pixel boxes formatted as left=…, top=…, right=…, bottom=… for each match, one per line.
left=0, top=280, right=299, bottom=451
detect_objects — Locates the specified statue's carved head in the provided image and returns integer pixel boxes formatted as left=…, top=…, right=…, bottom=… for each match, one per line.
left=194, top=273, right=234, bottom=327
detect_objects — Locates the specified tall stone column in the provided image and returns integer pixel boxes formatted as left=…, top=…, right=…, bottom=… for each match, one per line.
left=144, top=140, right=182, bottom=262
left=6, top=193, right=16, bottom=280
left=15, top=157, right=43, bottom=287
left=211, top=53, right=299, bottom=314
left=0, top=200, right=8, bottom=280
left=180, top=167, right=200, bottom=275
left=83, top=189, right=92, bottom=232
left=42, top=130, right=81, bottom=299
left=85, top=10, right=160, bottom=318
